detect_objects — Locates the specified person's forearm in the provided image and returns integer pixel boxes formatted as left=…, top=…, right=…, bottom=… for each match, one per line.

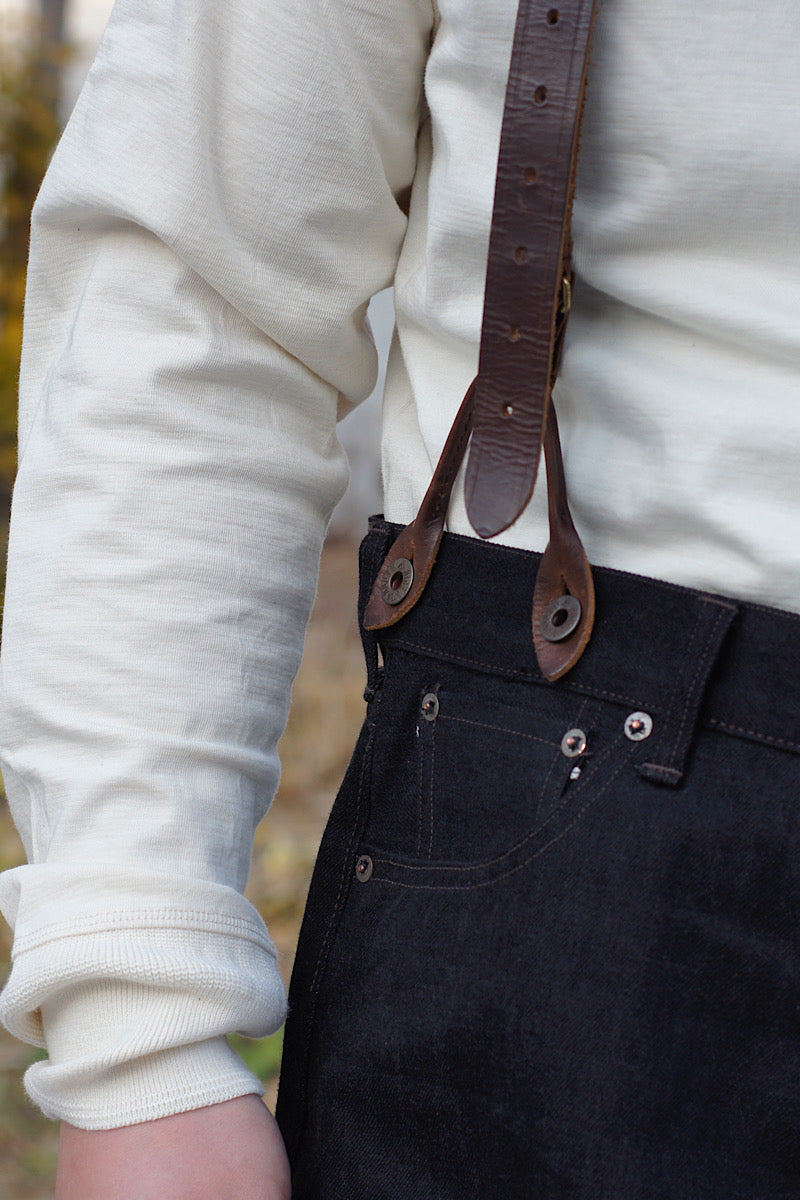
left=56, top=1096, right=291, bottom=1200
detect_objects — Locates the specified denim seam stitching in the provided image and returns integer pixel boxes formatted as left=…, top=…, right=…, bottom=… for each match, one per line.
left=416, top=719, right=425, bottom=858
left=368, top=751, right=634, bottom=891
left=661, top=603, right=731, bottom=771
left=307, top=726, right=371, bottom=1003
left=441, top=713, right=558, bottom=746
left=706, top=717, right=800, bottom=752
left=387, top=638, right=652, bottom=709
left=534, top=742, right=565, bottom=826
left=370, top=736, right=634, bottom=876
left=289, top=720, right=375, bottom=1162
left=428, top=730, right=436, bottom=860
left=641, top=604, right=706, bottom=773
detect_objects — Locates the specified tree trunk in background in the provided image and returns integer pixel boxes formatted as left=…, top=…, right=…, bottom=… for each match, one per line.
left=38, top=0, right=66, bottom=114
left=0, top=2, right=66, bottom=523
left=40, top=0, right=67, bottom=47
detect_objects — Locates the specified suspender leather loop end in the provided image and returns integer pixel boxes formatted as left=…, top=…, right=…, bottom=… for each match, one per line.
left=363, top=521, right=433, bottom=631
left=532, top=402, right=595, bottom=680
left=363, top=381, right=477, bottom=631
left=533, top=536, right=595, bottom=680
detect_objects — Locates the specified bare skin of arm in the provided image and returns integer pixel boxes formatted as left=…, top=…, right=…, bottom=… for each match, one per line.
left=55, top=1094, right=291, bottom=1200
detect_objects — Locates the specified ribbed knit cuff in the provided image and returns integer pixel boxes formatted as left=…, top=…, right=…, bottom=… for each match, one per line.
left=33, top=975, right=269, bottom=1128
left=0, top=867, right=288, bottom=1127
left=27, top=972, right=283, bottom=1128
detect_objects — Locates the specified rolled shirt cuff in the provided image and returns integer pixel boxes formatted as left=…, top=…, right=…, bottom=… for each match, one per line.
left=0, top=865, right=287, bottom=1127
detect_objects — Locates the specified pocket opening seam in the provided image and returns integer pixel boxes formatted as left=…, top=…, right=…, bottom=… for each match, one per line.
left=439, top=712, right=561, bottom=745
left=364, top=749, right=636, bottom=891
left=368, top=736, right=638, bottom=881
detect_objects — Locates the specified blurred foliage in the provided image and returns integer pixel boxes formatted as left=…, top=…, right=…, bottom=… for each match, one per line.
left=0, top=21, right=65, bottom=520
left=0, top=1046, right=59, bottom=1200
left=229, top=1028, right=285, bottom=1085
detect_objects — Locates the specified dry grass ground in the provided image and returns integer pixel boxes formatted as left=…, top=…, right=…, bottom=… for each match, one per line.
left=0, top=537, right=365, bottom=1198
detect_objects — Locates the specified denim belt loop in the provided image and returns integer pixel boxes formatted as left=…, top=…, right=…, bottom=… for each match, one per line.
left=636, top=595, right=739, bottom=788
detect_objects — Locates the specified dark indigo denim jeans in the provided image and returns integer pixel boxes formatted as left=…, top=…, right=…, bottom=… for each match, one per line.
left=276, top=518, right=800, bottom=1198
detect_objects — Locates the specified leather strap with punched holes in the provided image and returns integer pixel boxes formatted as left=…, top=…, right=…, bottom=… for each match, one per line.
left=365, top=0, right=598, bottom=682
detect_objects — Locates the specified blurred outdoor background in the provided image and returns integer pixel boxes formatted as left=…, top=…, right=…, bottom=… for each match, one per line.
left=0, top=1, right=390, bottom=1193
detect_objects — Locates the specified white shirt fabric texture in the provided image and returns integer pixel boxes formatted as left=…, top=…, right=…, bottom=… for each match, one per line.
left=1, top=0, right=798, bottom=1128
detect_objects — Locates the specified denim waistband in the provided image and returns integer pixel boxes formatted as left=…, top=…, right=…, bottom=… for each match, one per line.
left=359, top=519, right=800, bottom=783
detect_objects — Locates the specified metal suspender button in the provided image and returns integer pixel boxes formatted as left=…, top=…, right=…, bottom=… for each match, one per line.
left=541, top=594, right=582, bottom=642
left=380, top=557, right=413, bottom=606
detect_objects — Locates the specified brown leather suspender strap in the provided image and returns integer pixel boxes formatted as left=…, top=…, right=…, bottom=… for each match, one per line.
left=364, top=0, right=599, bottom=683
left=465, top=0, right=598, bottom=539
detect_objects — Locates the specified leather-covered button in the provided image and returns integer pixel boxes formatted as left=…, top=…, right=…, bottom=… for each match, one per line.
left=541, top=594, right=582, bottom=642
left=561, top=728, right=587, bottom=758
left=380, top=557, right=413, bottom=606
left=355, top=855, right=373, bottom=883
left=624, top=712, right=653, bottom=741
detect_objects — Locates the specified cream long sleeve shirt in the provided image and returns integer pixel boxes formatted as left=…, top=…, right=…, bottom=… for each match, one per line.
left=1, top=0, right=799, bottom=1128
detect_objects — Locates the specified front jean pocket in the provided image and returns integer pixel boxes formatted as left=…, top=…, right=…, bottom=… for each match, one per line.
left=365, top=661, right=638, bottom=878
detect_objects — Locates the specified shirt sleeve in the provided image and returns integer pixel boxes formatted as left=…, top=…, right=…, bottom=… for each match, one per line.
left=0, top=0, right=433, bottom=1128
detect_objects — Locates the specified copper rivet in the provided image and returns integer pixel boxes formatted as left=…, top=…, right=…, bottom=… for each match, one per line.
left=355, top=855, right=373, bottom=883
left=561, top=728, right=587, bottom=759
left=624, top=712, right=653, bottom=742
left=541, top=594, right=582, bottom=642
left=421, top=692, right=440, bottom=722
left=380, top=557, right=413, bottom=606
